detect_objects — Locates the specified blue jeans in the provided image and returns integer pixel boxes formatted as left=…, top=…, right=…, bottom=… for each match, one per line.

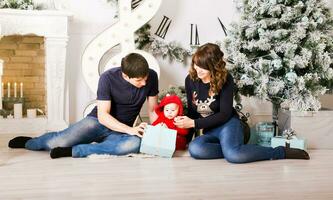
left=25, top=116, right=141, bottom=158
left=188, top=117, right=285, bottom=163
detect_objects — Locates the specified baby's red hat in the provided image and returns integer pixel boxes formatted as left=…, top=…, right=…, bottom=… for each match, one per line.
left=155, top=95, right=184, bottom=116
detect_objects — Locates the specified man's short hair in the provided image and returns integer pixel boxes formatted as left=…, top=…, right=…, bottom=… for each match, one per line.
left=121, top=53, right=149, bottom=78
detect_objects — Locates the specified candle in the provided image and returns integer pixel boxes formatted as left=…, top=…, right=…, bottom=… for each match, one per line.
left=7, top=82, right=10, bottom=98
left=20, top=82, right=23, bottom=98
left=14, top=82, right=17, bottom=98
left=14, top=103, right=23, bottom=119
left=27, top=109, right=37, bottom=118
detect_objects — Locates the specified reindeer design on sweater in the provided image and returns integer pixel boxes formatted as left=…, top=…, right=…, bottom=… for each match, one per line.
left=192, top=91, right=216, bottom=117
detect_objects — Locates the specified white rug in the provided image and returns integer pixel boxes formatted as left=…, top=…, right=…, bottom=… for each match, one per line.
left=88, top=150, right=190, bottom=159
left=88, top=153, right=156, bottom=159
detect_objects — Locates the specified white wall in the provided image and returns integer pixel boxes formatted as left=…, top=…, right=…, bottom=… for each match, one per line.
left=55, top=0, right=118, bottom=122
left=38, top=0, right=333, bottom=124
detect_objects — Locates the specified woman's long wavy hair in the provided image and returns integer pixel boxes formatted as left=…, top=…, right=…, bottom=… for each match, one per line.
left=189, top=43, right=228, bottom=95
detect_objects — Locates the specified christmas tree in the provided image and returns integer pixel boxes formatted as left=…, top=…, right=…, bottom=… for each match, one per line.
left=225, top=0, right=333, bottom=113
left=0, top=0, right=39, bottom=10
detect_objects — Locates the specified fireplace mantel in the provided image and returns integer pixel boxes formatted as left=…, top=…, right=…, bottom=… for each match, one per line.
left=0, top=9, right=72, bottom=134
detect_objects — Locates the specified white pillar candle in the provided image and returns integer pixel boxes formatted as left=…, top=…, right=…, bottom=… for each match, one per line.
left=7, top=82, right=10, bottom=98
left=14, top=82, right=17, bottom=98
left=27, top=108, right=37, bottom=118
left=20, top=82, right=23, bottom=98
left=14, top=103, right=23, bottom=119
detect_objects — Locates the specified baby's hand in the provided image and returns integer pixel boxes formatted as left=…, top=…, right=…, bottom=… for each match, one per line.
left=159, top=122, right=167, bottom=128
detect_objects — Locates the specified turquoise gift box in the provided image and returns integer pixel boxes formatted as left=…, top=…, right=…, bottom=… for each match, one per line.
left=140, top=125, right=177, bottom=158
left=271, top=136, right=307, bottom=150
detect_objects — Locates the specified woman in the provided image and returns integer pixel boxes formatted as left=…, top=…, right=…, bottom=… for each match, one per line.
left=174, top=43, right=309, bottom=163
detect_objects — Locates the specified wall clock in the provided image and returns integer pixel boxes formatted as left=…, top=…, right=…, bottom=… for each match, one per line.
left=148, top=0, right=237, bottom=49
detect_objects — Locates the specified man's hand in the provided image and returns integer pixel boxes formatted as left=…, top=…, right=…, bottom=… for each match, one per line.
left=174, top=116, right=195, bottom=129
left=126, top=122, right=147, bottom=138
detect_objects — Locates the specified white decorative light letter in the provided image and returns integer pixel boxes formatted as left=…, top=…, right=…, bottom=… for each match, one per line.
left=82, top=0, right=162, bottom=94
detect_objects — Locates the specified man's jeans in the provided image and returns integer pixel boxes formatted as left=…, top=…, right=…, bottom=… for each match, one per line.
left=25, top=116, right=141, bottom=158
left=188, top=117, right=285, bottom=163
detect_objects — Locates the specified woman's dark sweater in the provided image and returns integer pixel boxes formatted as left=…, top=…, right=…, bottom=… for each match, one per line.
left=185, top=73, right=238, bottom=130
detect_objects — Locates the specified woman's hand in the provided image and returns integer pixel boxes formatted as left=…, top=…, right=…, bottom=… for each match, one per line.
left=174, top=116, right=195, bottom=129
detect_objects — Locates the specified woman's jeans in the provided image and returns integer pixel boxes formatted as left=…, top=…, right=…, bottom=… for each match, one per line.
left=188, top=117, right=285, bottom=163
left=25, top=116, right=141, bottom=158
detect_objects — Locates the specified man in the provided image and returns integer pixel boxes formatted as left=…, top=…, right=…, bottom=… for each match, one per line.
left=8, top=53, right=159, bottom=159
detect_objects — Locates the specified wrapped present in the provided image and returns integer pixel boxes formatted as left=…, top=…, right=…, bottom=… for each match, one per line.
left=271, top=129, right=307, bottom=150
left=256, top=122, right=275, bottom=147
left=140, top=125, right=177, bottom=158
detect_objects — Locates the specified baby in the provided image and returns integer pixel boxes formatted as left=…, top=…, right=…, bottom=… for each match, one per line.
left=152, top=95, right=189, bottom=150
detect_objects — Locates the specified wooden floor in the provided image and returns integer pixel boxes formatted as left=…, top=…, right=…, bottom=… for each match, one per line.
left=1, top=134, right=333, bottom=200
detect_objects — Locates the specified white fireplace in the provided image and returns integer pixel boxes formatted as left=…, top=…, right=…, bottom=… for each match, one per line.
left=0, top=9, right=72, bottom=134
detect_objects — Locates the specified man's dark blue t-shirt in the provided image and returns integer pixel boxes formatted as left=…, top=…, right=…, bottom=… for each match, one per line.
left=88, top=67, right=159, bottom=127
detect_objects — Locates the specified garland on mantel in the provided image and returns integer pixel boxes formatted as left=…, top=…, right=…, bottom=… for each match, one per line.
left=0, top=0, right=41, bottom=10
